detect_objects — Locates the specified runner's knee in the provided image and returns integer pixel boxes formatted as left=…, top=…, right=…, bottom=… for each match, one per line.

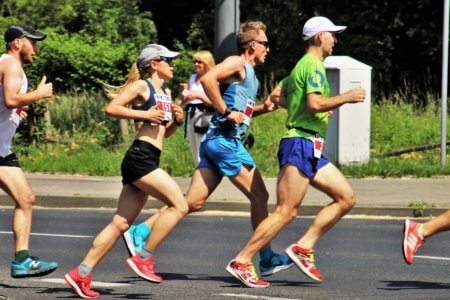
left=173, top=198, right=189, bottom=216
left=188, top=197, right=207, bottom=212
left=16, top=193, right=35, bottom=209
left=111, top=215, right=131, bottom=233
left=338, top=193, right=356, bottom=212
left=276, top=205, right=298, bottom=223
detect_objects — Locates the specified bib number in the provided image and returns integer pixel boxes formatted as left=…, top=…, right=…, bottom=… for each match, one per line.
left=153, top=94, right=172, bottom=125
left=243, top=99, right=255, bottom=126
left=313, top=134, right=324, bottom=159
left=9, top=109, right=22, bottom=127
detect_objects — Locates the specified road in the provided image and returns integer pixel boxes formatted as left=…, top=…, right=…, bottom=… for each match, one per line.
left=1, top=208, right=450, bottom=299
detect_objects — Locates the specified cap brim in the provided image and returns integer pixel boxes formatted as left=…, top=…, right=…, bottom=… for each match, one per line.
left=302, top=25, right=347, bottom=40
left=329, top=26, right=347, bottom=34
left=25, top=33, right=47, bottom=41
left=161, top=50, right=179, bottom=58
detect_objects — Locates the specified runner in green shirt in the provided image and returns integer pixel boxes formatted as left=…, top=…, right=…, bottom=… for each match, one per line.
left=227, top=16, right=366, bottom=287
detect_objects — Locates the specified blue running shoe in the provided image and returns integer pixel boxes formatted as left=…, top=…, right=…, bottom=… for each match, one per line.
left=259, top=252, right=294, bottom=277
left=11, top=256, right=58, bottom=278
left=123, top=225, right=145, bottom=256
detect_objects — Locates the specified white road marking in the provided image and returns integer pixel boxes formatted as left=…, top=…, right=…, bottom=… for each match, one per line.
left=0, top=231, right=92, bottom=238
left=414, top=255, right=450, bottom=261
left=219, top=294, right=303, bottom=300
left=32, top=278, right=130, bottom=287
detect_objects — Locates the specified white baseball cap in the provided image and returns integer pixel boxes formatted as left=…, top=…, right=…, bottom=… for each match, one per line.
left=302, top=16, right=347, bottom=40
left=137, top=44, right=179, bottom=68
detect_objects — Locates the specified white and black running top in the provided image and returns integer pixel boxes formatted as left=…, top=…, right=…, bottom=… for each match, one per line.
left=0, top=54, right=28, bottom=157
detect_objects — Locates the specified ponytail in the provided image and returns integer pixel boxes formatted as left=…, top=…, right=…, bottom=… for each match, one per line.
left=103, top=63, right=148, bottom=98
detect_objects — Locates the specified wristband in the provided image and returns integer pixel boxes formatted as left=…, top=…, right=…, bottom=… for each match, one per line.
left=222, top=107, right=233, bottom=117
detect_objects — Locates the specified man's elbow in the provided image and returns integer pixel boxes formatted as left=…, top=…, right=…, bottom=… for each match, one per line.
left=4, top=98, right=19, bottom=109
left=306, top=102, right=322, bottom=113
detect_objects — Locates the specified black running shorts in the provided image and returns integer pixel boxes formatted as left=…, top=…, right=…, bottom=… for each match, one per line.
left=0, top=153, right=20, bottom=168
left=121, top=140, right=161, bottom=185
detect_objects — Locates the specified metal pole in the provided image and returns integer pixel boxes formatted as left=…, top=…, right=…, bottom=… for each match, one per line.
left=214, top=0, right=239, bottom=62
left=441, top=0, right=449, bottom=166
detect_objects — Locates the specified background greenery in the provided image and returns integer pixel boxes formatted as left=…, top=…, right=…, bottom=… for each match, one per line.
left=1, top=0, right=448, bottom=177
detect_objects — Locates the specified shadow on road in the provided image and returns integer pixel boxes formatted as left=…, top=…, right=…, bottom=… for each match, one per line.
left=379, top=280, right=450, bottom=290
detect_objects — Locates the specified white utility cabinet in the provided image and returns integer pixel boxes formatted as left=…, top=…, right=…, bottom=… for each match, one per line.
left=323, top=56, right=372, bottom=165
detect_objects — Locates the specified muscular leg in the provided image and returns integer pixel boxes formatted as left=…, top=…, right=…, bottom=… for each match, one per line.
left=185, top=167, right=222, bottom=212
left=82, top=184, right=147, bottom=268
left=297, top=163, right=356, bottom=249
left=136, top=169, right=189, bottom=251
left=229, top=166, right=269, bottom=230
left=422, top=210, right=450, bottom=238
left=235, top=164, right=309, bottom=262
left=0, top=167, right=35, bottom=252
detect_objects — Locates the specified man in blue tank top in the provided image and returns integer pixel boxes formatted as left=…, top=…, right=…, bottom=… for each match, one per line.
left=122, top=21, right=292, bottom=287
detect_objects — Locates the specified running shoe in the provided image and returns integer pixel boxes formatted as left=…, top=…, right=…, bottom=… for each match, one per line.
left=123, top=225, right=145, bottom=256
left=259, top=252, right=294, bottom=276
left=403, top=219, right=425, bottom=264
left=285, top=243, right=323, bottom=282
left=64, top=267, right=100, bottom=299
left=11, top=256, right=58, bottom=278
left=226, top=259, right=269, bottom=288
left=126, top=253, right=163, bottom=283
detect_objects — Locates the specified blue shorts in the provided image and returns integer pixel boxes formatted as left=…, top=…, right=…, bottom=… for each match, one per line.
left=197, top=137, right=255, bottom=176
left=278, top=137, right=329, bottom=179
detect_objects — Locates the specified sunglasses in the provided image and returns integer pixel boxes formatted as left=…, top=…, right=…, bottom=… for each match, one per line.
left=253, top=40, right=270, bottom=49
left=154, top=57, right=174, bottom=64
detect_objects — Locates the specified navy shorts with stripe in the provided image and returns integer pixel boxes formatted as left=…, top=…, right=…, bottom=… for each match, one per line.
left=278, top=137, right=329, bottom=179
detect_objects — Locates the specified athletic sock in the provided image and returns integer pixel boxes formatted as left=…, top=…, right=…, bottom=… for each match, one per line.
left=135, top=222, right=152, bottom=240
left=78, top=263, right=91, bottom=278
left=418, top=225, right=425, bottom=240
left=259, top=247, right=273, bottom=262
left=140, top=247, right=154, bottom=260
left=14, top=250, right=29, bottom=262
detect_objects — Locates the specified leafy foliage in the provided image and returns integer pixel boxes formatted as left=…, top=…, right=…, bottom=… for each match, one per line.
left=0, top=0, right=157, bottom=91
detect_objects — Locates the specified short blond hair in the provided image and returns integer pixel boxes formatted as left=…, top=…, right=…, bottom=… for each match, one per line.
left=192, top=50, right=215, bottom=71
left=236, top=21, right=267, bottom=54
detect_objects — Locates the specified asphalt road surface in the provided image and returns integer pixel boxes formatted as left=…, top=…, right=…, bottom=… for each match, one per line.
left=1, top=208, right=450, bottom=300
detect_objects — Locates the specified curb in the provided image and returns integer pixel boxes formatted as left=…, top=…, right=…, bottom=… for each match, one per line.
left=1, top=195, right=446, bottom=218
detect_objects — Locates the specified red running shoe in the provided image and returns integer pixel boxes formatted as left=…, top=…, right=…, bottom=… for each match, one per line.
left=225, top=259, right=269, bottom=288
left=285, top=243, right=323, bottom=282
left=126, top=253, right=163, bottom=283
left=64, top=267, right=100, bottom=299
left=403, top=219, right=425, bottom=264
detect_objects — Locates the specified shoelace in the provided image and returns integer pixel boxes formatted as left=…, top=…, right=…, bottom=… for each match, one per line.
left=237, top=262, right=259, bottom=280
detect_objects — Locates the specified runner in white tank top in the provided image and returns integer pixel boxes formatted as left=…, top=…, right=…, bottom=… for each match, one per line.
left=0, top=24, right=57, bottom=279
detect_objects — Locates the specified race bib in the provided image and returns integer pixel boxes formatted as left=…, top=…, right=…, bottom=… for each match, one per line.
left=313, top=134, right=325, bottom=159
left=153, top=94, right=172, bottom=125
left=243, top=99, right=255, bottom=126
left=9, top=108, right=22, bottom=127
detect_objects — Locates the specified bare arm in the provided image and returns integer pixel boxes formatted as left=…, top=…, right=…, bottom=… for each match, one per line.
left=165, top=102, right=184, bottom=137
left=184, top=91, right=213, bottom=107
left=306, top=87, right=366, bottom=113
left=270, top=85, right=287, bottom=108
left=104, top=80, right=165, bottom=124
left=2, top=58, right=52, bottom=109
left=200, top=56, right=245, bottom=123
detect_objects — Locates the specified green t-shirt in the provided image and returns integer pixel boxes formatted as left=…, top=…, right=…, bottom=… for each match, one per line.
left=282, top=53, right=330, bottom=140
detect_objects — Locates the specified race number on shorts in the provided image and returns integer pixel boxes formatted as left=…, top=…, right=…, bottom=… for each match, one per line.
left=313, top=134, right=325, bottom=159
